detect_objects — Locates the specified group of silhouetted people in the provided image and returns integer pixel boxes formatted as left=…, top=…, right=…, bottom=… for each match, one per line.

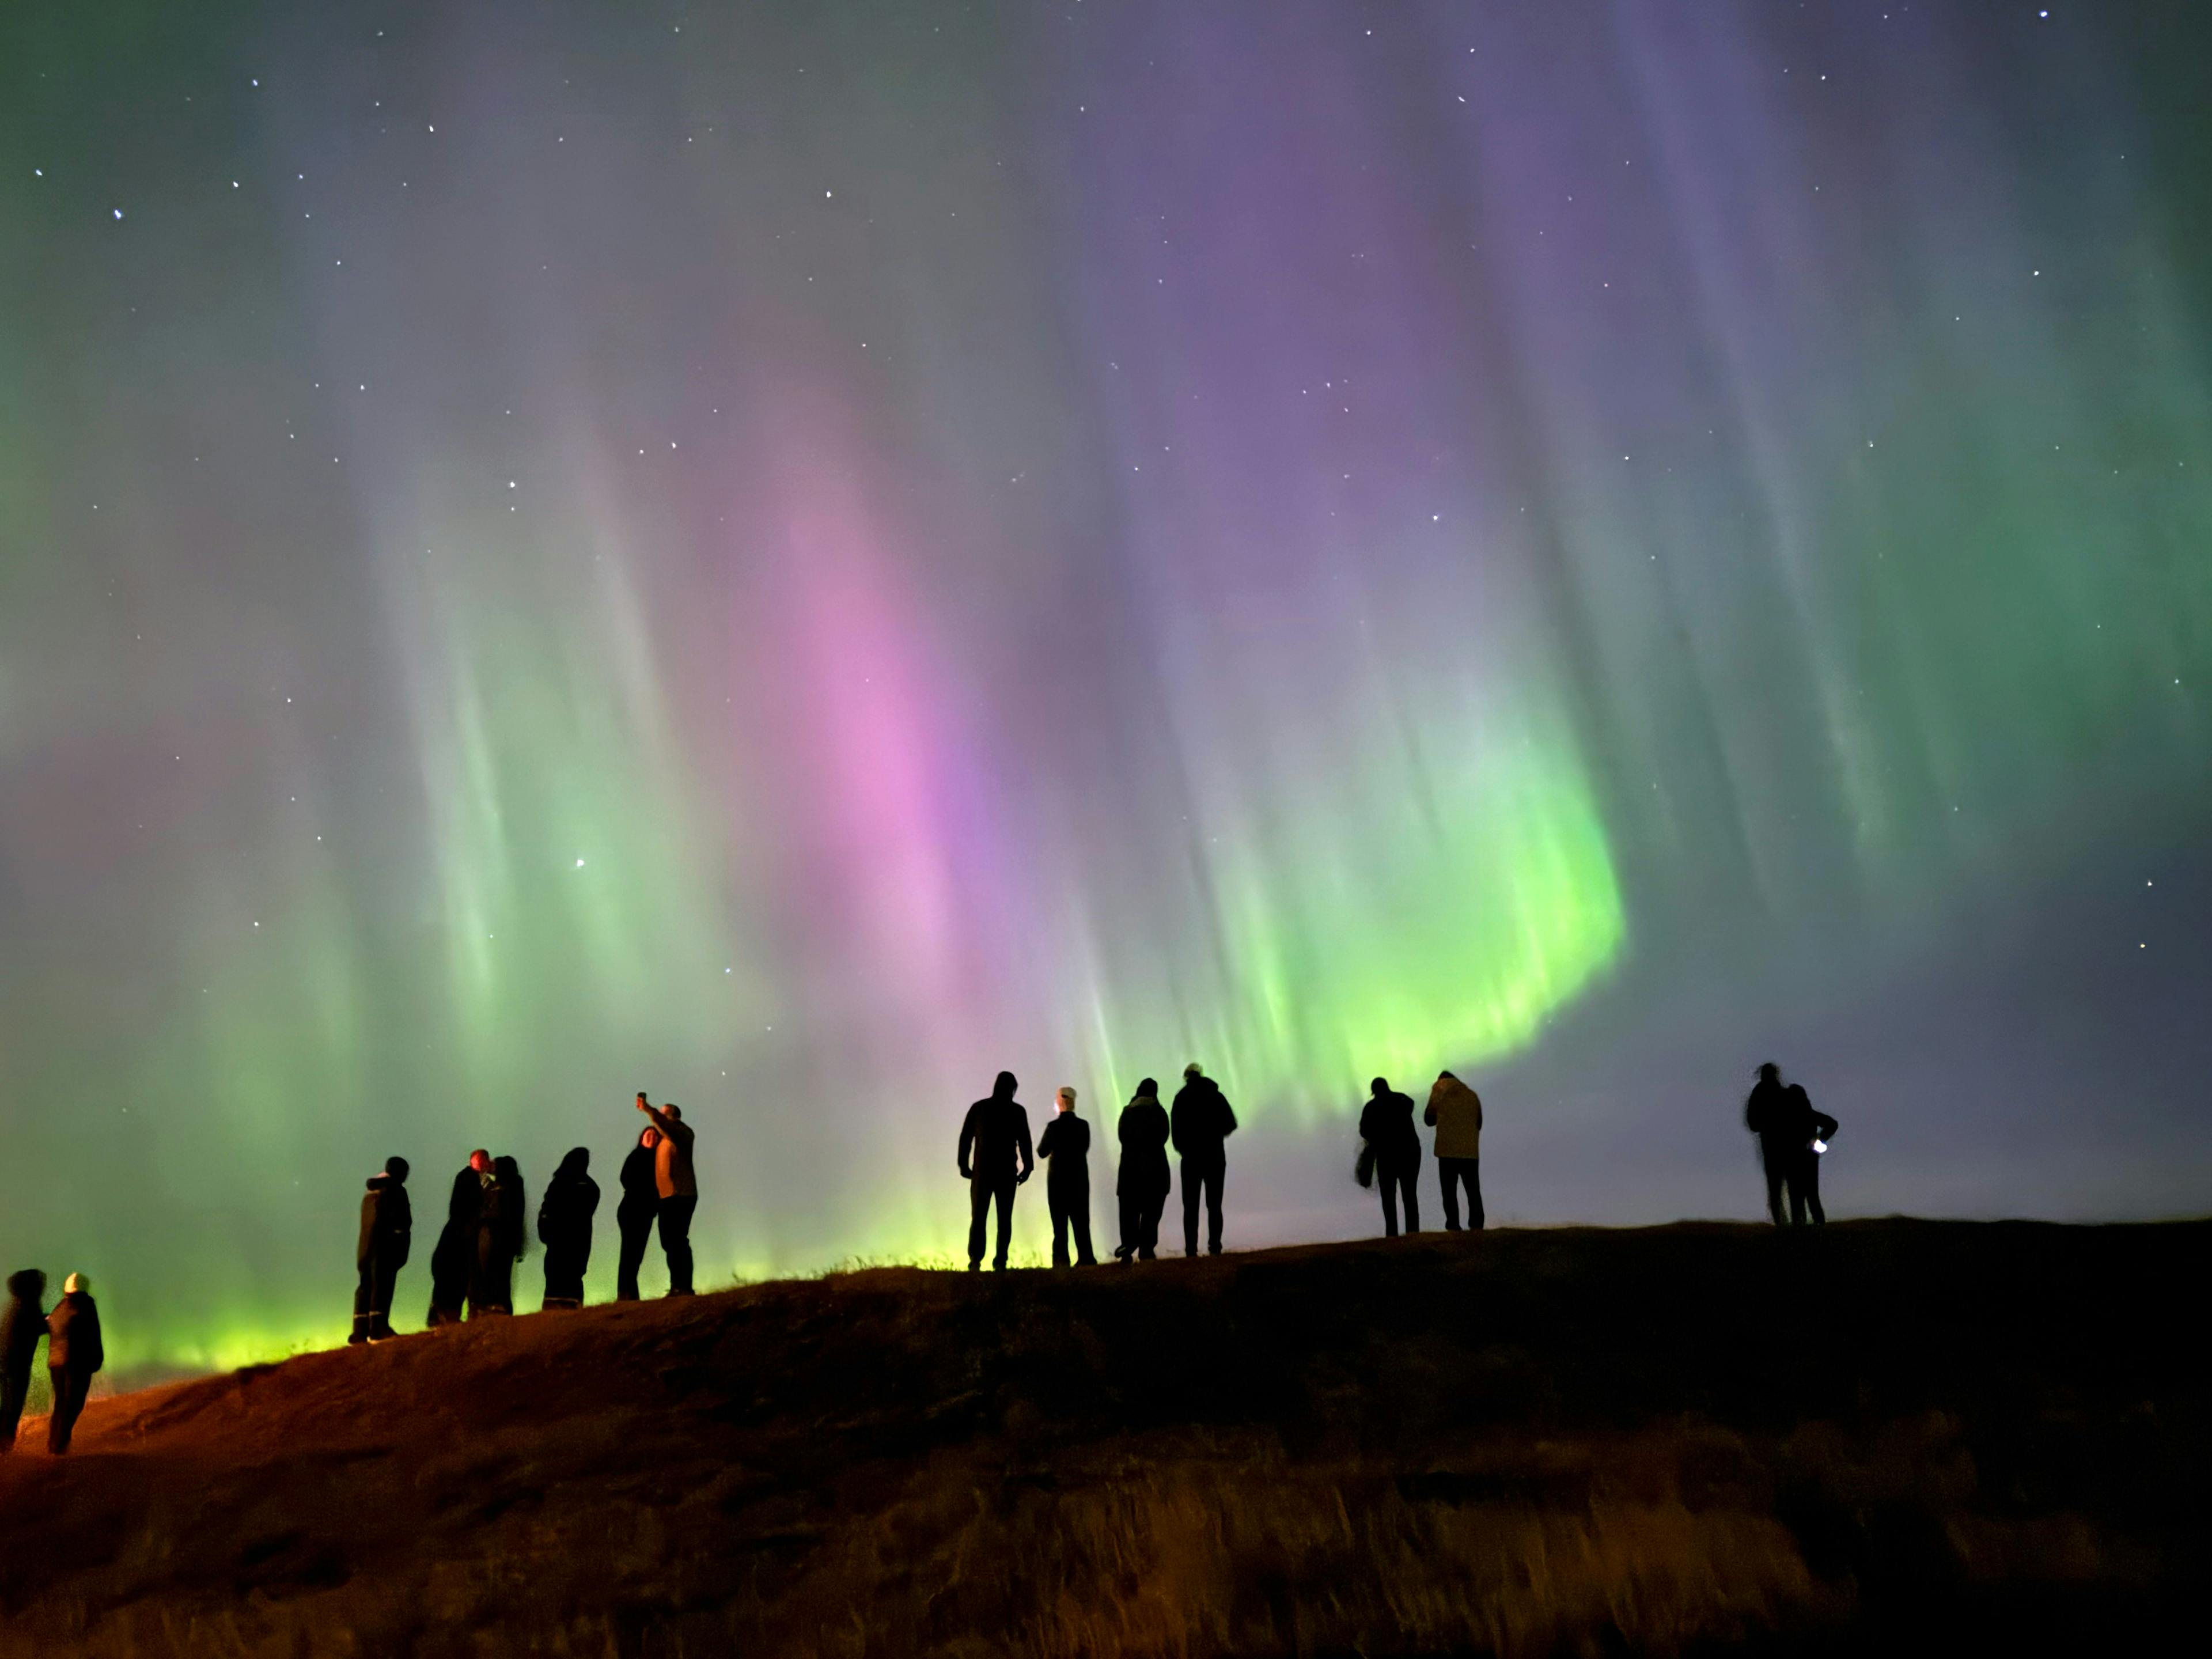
left=959, top=1056, right=1838, bottom=1260
left=1354, top=1070, right=1488, bottom=1237
left=347, top=1092, right=700, bottom=1344
left=1, top=1270, right=103, bottom=1456
left=958, top=1063, right=1240, bottom=1270
left=5, top=1056, right=1841, bottom=1457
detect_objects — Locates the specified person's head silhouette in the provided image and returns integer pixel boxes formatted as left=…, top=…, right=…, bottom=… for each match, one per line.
left=1056, top=1086, right=1076, bottom=1113
left=1137, top=1077, right=1158, bottom=1098
left=385, top=1156, right=410, bottom=1183
left=1755, top=1061, right=1781, bottom=1084
left=1371, top=1077, right=1390, bottom=1096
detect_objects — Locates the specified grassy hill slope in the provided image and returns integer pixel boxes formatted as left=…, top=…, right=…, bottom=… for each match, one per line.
left=1, top=1219, right=2203, bottom=1655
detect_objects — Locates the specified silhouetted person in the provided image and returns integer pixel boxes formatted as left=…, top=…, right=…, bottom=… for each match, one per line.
left=1745, top=1064, right=1841, bottom=1225
left=637, top=1095, right=698, bottom=1295
left=1171, top=1063, right=1238, bottom=1256
left=539, top=1147, right=599, bottom=1310
left=1783, top=1081, right=1839, bottom=1226
left=1360, top=1077, right=1422, bottom=1237
left=958, top=1071, right=1033, bottom=1271
left=1115, top=1078, right=1171, bottom=1262
left=1, top=1270, right=46, bottom=1453
left=427, top=1150, right=491, bottom=1326
left=1036, top=1086, right=1097, bottom=1267
left=45, top=1273, right=102, bottom=1455
left=470, top=1156, right=527, bottom=1317
left=615, top=1126, right=661, bottom=1301
left=351, top=1156, right=412, bottom=1344
left=1425, top=1070, right=1485, bottom=1231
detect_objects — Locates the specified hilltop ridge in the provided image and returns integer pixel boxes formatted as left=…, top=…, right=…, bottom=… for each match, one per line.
left=1, top=1219, right=2203, bottom=1656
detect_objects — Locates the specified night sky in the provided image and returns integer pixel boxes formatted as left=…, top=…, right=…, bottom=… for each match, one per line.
left=3, top=1, right=2208, bottom=1372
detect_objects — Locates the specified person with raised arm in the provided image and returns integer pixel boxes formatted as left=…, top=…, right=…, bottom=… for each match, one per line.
left=636, top=1094, right=699, bottom=1294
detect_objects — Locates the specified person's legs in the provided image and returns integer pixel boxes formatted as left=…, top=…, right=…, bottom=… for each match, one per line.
left=1403, top=1163, right=1421, bottom=1234
left=0, top=1363, right=28, bottom=1450
left=351, top=1260, right=378, bottom=1343
left=1797, top=1152, right=1825, bottom=1225
left=968, top=1178, right=992, bottom=1268
left=1181, top=1161, right=1202, bottom=1255
left=1439, top=1159, right=1464, bottom=1231
left=1071, top=1185, right=1096, bottom=1266
left=1049, top=1185, right=1071, bottom=1267
left=1204, top=1162, right=1225, bottom=1253
left=1116, top=1188, right=1138, bottom=1260
left=659, top=1196, right=697, bottom=1293
left=1763, top=1154, right=1789, bottom=1226
left=1138, top=1192, right=1162, bottom=1259
left=991, top=1177, right=1016, bottom=1269
left=370, top=1255, right=400, bottom=1336
left=1467, top=1156, right=1484, bottom=1230
left=1379, top=1172, right=1401, bottom=1237
left=543, top=1244, right=580, bottom=1310
left=617, top=1213, right=652, bottom=1300
left=47, top=1368, right=87, bottom=1453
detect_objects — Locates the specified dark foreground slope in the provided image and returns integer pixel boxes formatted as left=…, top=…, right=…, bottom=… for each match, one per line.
left=0, top=1221, right=2204, bottom=1656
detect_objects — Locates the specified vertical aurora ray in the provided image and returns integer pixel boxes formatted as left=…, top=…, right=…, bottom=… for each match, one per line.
left=2, top=1, right=2209, bottom=1368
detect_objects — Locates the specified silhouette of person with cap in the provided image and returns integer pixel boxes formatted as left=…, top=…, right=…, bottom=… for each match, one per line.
left=45, top=1272, right=103, bottom=1454
left=1035, top=1086, right=1097, bottom=1267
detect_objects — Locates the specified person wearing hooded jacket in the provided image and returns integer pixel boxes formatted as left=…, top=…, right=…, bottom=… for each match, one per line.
left=352, top=1157, right=412, bottom=1344
left=615, top=1126, right=661, bottom=1301
left=1425, top=1070, right=1485, bottom=1231
left=470, top=1156, right=528, bottom=1317
left=958, top=1071, right=1033, bottom=1271
left=1359, top=1078, right=1422, bottom=1237
left=1035, top=1086, right=1097, bottom=1267
left=45, top=1273, right=103, bottom=1455
left=1, top=1269, right=47, bottom=1452
left=427, top=1151, right=490, bottom=1327
left=1114, top=1079, right=1172, bottom=1262
left=1171, top=1063, right=1237, bottom=1256
left=539, top=1147, right=600, bottom=1310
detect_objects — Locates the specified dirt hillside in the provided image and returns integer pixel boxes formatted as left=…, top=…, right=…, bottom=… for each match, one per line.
left=0, top=1219, right=2202, bottom=1656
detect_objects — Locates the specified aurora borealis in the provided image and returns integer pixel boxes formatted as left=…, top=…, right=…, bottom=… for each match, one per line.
left=3, top=2, right=2209, bottom=1372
